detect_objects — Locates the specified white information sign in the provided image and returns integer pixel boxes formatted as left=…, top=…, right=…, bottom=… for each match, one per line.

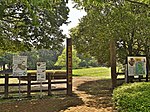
left=13, top=56, right=27, bottom=76
left=127, top=56, right=147, bottom=76
left=37, top=62, right=46, bottom=81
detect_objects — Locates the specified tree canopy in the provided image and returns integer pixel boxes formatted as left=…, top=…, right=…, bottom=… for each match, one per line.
left=0, top=0, right=69, bottom=52
left=71, top=0, right=150, bottom=66
left=0, top=48, right=63, bottom=70
left=55, top=48, right=81, bottom=69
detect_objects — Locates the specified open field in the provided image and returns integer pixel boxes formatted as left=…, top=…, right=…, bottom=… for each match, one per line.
left=27, top=67, right=111, bottom=78
left=73, top=67, right=111, bottom=78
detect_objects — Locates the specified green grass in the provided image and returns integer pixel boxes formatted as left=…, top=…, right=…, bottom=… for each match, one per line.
left=29, top=67, right=111, bottom=78
left=0, top=67, right=111, bottom=84
left=73, top=67, right=111, bottom=78
left=0, top=67, right=111, bottom=101
left=0, top=78, right=18, bottom=84
left=0, top=79, right=4, bottom=83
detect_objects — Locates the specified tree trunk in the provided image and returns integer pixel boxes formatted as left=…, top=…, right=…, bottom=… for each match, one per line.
left=110, top=39, right=117, bottom=89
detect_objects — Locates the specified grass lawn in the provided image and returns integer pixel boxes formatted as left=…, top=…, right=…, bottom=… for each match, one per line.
left=0, top=67, right=111, bottom=84
left=73, top=67, right=111, bottom=78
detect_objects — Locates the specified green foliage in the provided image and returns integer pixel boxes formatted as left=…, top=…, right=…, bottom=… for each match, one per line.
left=71, top=25, right=110, bottom=66
left=78, top=55, right=100, bottom=67
left=20, top=48, right=63, bottom=69
left=71, top=0, right=150, bottom=66
left=20, top=50, right=38, bottom=69
left=113, top=82, right=150, bottom=112
left=73, top=67, right=110, bottom=78
left=0, top=48, right=63, bottom=70
left=0, top=52, right=14, bottom=65
left=55, top=48, right=81, bottom=69
left=0, top=0, right=69, bottom=51
left=37, top=49, right=63, bottom=69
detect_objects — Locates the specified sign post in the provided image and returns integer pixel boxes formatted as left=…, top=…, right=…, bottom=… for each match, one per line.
left=127, top=56, right=147, bottom=82
left=66, top=38, right=72, bottom=95
left=13, top=56, right=27, bottom=100
left=37, top=62, right=46, bottom=98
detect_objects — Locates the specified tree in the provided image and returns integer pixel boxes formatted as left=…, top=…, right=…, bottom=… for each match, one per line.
left=20, top=49, right=38, bottom=70
left=0, top=47, right=64, bottom=70
left=55, top=48, right=81, bottom=69
left=71, top=0, right=150, bottom=89
left=78, top=54, right=99, bottom=67
left=71, top=0, right=150, bottom=66
left=0, top=0, right=69, bottom=52
left=38, top=48, right=63, bottom=69
left=0, top=52, right=14, bottom=70
left=19, top=48, right=63, bottom=69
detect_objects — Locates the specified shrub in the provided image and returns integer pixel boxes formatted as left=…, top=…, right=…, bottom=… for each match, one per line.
left=113, top=82, right=150, bottom=112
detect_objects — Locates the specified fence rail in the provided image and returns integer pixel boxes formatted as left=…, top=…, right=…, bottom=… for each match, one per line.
left=0, top=38, right=73, bottom=98
left=0, top=71, right=69, bottom=98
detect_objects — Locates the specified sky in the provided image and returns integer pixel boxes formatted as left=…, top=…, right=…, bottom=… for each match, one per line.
left=60, top=0, right=86, bottom=37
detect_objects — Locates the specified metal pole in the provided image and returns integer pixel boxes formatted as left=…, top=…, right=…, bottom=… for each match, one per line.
left=40, top=81, right=42, bottom=98
left=18, top=76, right=21, bottom=100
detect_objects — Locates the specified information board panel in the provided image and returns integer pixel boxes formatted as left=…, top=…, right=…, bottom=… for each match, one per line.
left=13, top=56, right=27, bottom=76
left=37, top=62, right=46, bottom=81
left=127, top=56, right=147, bottom=76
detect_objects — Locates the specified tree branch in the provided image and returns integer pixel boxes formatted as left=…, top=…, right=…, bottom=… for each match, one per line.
left=125, top=0, right=149, bottom=7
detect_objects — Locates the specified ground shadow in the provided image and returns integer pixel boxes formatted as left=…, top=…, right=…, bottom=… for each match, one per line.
left=77, top=79, right=114, bottom=109
left=0, top=92, right=84, bottom=112
left=0, top=77, right=125, bottom=112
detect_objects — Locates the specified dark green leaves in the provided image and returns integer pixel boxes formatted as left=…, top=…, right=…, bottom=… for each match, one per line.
left=0, top=0, right=69, bottom=52
left=113, top=82, right=150, bottom=112
left=71, top=0, right=150, bottom=66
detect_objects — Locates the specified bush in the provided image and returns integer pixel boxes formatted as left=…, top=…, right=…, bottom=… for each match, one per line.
left=113, top=82, right=150, bottom=112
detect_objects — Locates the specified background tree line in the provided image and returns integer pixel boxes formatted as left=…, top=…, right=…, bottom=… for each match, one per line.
left=0, top=48, right=100, bottom=70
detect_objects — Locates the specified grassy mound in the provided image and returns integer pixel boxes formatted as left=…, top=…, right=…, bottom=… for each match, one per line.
left=113, top=82, right=150, bottom=112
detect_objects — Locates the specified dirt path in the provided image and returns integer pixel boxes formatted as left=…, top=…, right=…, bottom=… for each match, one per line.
left=63, top=77, right=114, bottom=112
left=0, top=77, right=116, bottom=112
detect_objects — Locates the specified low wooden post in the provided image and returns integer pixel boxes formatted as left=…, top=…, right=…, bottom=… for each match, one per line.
left=27, top=73, right=31, bottom=97
left=48, top=73, right=52, bottom=96
left=139, top=76, right=142, bottom=82
left=2, top=64, right=5, bottom=71
left=146, top=57, right=149, bottom=82
left=66, top=38, right=72, bottom=95
left=4, top=74, right=9, bottom=98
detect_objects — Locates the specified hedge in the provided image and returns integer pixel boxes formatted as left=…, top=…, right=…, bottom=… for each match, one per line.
left=113, top=82, right=150, bottom=112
